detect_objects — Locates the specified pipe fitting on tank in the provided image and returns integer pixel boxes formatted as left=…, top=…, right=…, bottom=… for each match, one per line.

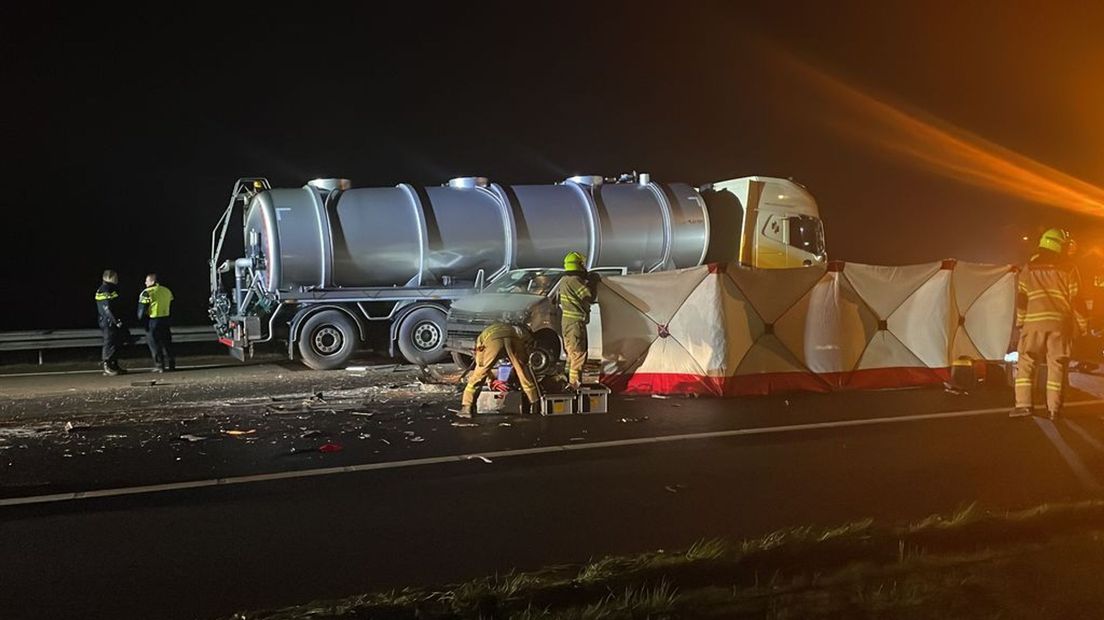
left=307, top=178, right=352, bottom=192
left=447, top=177, right=489, bottom=189
left=565, top=175, right=603, bottom=186
left=233, top=257, right=254, bottom=311
left=639, top=172, right=651, bottom=185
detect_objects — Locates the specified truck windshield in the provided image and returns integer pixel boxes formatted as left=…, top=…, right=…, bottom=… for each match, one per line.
left=788, top=215, right=825, bottom=257
left=490, top=270, right=563, bottom=296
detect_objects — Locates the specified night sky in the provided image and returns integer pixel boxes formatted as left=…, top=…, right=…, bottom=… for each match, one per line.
left=5, top=1, right=1104, bottom=330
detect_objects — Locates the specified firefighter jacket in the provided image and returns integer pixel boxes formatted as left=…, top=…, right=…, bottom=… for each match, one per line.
left=476, top=322, right=534, bottom=350
left=558, top=270, right=595, bottom=323
left=1016, top=251, right=1089, bottom=336
left=95, top=282, right=124, bottom=329
left=138, top=284, right=174, bottom=321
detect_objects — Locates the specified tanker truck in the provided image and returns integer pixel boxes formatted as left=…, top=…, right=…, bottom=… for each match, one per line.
left=208, top=173, right=826, bottom=370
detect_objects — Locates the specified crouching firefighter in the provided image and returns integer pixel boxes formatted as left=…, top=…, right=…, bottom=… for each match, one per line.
left=459, top=322, right=541, bottom=417
left=1011, top=228, right=1089, bottom=421
left=95, top=269, right=127, bottom=376
left=559, top=251, right=596, bottom=389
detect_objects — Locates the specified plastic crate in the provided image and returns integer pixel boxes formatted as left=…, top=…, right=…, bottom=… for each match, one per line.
left=576, top=384, right=609, bottom=414
left=477, top=390, right=523, bottom=415
left=540, top=393, right=575, bottom=416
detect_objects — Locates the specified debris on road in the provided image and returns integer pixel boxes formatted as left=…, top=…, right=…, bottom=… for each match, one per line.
left=300, top=430, right=323, bottom=438
left=664, top=484, right=687, bottom=494
left=618, top=416, right=648, bottom=423
left=348, top=412, right=374, bottom=418
left=64, top=421, right=91, bottom=433
left=178, top=434, right=206, bottom=443
left=130, top=380, right=159, bottom=387
left=466, top=455, right=493, bottom=463
left=223, top=429, right=255, bottom=436
left=568, top=437, right=586, bottom=442
left=318, top=442, right=343, bottom=453
left=651, top=394, right=670, bottom=399
left=450, top=422, right=479, bottom=428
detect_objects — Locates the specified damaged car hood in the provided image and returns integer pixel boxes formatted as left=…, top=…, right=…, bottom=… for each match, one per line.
left=449, top=293, right=546, bottom=317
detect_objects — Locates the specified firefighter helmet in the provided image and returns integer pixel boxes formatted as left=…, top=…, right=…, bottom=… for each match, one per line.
left=1039, top=228, right=1072, bottom=253
left=563, top=251, right=586, bottom=271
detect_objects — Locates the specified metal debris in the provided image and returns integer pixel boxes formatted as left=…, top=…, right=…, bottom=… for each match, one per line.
left=224, top=429, right=255, bottom=436
left=651, top=394, right=670, bottom=399
left=450, top=422, right=479, bottom=428
left=178, top=434, right=206, bottom=443
left=618, top=416, right=648, bottom=423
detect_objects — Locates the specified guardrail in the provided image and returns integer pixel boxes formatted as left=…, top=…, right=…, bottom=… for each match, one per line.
left=0, top=326, right=216, bottom=364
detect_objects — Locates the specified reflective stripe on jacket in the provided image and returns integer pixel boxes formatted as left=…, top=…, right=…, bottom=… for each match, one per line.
left=558, top=272, right=594, bottom=323
left=1016, top=254, right=1087, bottom=334
left=138, top=285, right=174, bottom=319
left=95, top=283, right=123, bottom=328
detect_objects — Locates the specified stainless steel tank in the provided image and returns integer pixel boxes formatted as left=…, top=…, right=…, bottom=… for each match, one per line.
left=242, top=174, right=711, bottom=292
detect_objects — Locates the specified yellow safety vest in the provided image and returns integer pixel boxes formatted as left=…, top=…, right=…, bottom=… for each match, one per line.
left=139, top=285, right=174, bottom=319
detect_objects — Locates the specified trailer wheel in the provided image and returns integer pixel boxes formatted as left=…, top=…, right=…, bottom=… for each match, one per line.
left=298, top=310, right=358, bottom=370
left=397, top=307, right=449, bottom=366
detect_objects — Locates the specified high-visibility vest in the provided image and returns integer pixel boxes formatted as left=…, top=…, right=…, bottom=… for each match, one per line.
left=139, top=285, right=174, bottom=319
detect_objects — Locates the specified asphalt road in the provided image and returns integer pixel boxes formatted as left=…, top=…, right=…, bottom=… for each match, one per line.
left=3, top=364, right=1104, bottom=619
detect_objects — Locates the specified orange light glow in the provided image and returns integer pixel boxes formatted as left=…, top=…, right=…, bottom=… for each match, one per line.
left=781, top=53, right=1104, bottom=217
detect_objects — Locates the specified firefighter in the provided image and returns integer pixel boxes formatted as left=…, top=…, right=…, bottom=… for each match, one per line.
left=1010, top=228, right=1089, bottom=420
left=138, top=273, right=175, bottom=372
left=558, top=251, right=596, bottom=389
left=460, top=322, right=541, bottom=416
left=95, top=269, right=127, bottom=376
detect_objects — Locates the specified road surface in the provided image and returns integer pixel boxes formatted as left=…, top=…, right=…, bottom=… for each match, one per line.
left=3, top=362, right=1104, bottom=619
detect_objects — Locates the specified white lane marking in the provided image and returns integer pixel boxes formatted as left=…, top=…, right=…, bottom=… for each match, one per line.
left=3, top=399, right=1104, bottom=507
left=1033, top=418, right=1103, bottom=493
left=1065, top=420, right=1104, bottom=455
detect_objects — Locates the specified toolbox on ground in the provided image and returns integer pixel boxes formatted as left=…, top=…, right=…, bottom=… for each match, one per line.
left=575, top=384, right=610, bottom=414
left=540, top=393, right=576, bottom=416
left=477, top=390, right=524, bottom=415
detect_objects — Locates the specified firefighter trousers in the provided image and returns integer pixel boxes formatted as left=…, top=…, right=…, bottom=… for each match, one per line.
left=1015, top=329, right=1072, bottom=413
left=462, top=337, right=539, bottom=411
left=562, top=319, right=587, bottom=386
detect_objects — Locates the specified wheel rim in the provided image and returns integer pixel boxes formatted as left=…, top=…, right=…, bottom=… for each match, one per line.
left=411, top=320, right=442, bottom=352
left=312, top=325, right=344, bottom=355
left=529, top=347, right=553, bottom=374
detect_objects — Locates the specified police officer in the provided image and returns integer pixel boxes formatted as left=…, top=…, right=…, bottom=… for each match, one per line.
left=138, top=273, right=175, bottom=372
left=1010, top=229, right=1089, bottom=420
left=558, top=251, right=596, bottom=389
left=95, top=269, right=127, bottom=376
left=460, top=322, right=541, bottom=417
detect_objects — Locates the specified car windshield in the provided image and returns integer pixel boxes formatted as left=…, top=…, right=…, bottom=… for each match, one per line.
left=490, top=270, right=563, bottom=296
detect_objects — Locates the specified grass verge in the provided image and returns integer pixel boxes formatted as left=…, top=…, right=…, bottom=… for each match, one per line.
left=226, top=500, right=1104, bottom=619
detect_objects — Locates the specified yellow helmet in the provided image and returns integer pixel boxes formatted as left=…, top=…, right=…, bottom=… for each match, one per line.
left=1038, top=228, right=1071, bottom=253
left=564, top=251, right=586, bottom=271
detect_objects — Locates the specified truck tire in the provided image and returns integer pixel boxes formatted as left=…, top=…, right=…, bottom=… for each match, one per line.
left=397, top=307, right=449, bottom=366
left=298, top=310, right=358, bottom=370
left=452, top=351, right=474, bottom=371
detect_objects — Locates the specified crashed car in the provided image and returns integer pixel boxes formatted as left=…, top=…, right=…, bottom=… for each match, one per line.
left=445, top=267, right=622, bottom=375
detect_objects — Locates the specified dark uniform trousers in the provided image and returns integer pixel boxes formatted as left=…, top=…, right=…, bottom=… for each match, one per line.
left=147, top=317, right=175, bottom=369
left=102, top=325, right=126, bottom=364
